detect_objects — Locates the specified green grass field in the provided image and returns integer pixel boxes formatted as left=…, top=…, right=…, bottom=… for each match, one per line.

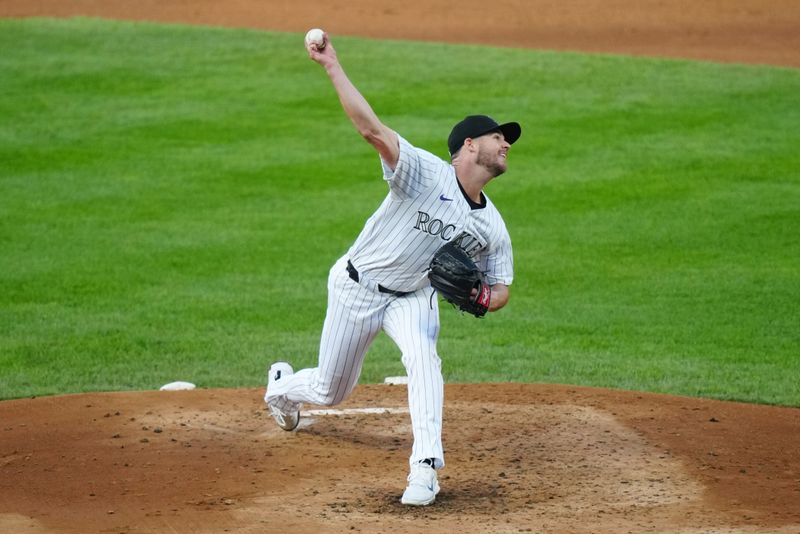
left=1, top=18, right=798, bottom=405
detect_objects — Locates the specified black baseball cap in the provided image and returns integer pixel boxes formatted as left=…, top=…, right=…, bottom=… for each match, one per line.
left=447, top=115, right=522, bottom=157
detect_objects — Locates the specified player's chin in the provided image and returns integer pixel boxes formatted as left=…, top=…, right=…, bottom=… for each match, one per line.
left=480, top=155, right=507, bottom=178
left=491, top=161, right=508, bottom=177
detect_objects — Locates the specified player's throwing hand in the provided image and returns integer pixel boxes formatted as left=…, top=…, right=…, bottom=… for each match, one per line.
left=306, top=30, right=336, bottom=67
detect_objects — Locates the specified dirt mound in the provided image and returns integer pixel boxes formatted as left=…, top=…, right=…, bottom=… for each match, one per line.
left=1, top=385, right=798, bottom=532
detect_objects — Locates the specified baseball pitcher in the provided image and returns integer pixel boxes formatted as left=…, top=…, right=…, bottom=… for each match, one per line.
left=265, top=31, right=520, bottom=506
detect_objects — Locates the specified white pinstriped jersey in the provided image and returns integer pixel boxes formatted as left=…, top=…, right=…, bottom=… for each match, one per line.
left=348, top=134, right=514, bottom=292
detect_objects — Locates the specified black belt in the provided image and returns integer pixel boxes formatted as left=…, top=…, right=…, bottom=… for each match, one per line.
left=346, top=260, right=410, bottom=297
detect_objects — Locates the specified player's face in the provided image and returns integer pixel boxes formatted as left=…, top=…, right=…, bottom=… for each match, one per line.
left=475, top=131, right=510, bottom=177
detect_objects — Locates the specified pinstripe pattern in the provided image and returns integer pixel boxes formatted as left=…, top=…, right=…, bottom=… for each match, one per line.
left=383, top=287, right=443, bottom=466
left=350, top=135, right=513, bottom=290
left=267, top=257, right=386, bottom=410
left=265, top=133, right=513, bottom=471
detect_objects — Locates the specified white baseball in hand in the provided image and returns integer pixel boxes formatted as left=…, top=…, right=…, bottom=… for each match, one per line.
left=305, top=28, right=325, bottom=50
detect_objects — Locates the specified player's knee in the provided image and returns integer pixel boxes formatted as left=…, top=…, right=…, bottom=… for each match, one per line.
left=313, top=383, right=348, bottom=406
left=401, top=350, right=441, bottom=371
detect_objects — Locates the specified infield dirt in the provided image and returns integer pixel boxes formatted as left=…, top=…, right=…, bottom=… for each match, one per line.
left=1, top=1, right=799, bottom=532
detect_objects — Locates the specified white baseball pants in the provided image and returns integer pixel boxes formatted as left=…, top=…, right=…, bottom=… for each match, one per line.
left=265, top=256, right=444, bottom=468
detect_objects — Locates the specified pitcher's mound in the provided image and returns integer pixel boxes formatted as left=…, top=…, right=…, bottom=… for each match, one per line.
left=1, top=383, right=798, bottom=532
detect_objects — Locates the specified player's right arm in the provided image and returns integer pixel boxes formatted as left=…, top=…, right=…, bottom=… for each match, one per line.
left=307, top=33, right=400, bottom=170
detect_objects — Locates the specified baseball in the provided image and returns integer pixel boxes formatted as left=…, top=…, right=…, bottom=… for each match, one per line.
left=305, top=28, right=325, bottom=50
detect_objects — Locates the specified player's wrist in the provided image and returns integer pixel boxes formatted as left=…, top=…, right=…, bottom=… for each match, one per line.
left=324, top=61, right=344, bottom=76
left=476, top=284, right=491, bottom=311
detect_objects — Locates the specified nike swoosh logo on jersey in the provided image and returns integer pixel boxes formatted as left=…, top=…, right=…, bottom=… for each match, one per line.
left=439, top=194, right=453, bottom=202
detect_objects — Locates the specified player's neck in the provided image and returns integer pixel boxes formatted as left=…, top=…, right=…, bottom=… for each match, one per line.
left=455, top=171, right=487, bottom=205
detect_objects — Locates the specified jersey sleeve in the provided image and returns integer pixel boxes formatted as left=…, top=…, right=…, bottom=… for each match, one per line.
left=482, top=226, right=514, bottom=286
left=380, top=134, right=439, bottom=200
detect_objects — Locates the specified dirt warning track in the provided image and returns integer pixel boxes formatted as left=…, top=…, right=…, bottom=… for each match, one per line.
left=2, top=0, right=800, bottom=67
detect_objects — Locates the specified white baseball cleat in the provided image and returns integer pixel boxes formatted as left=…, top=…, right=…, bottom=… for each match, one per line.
left=266, top=362, right=300, bottom=431
left=400, top=462, right=440, bottom=506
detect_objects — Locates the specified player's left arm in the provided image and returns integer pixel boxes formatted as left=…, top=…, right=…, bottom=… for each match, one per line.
left=481, top=222, right=513, bottom=313
left=488, top=283, right=509, bottom=312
